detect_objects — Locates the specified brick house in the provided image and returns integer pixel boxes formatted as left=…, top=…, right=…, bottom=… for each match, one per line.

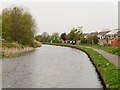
left=106, top=29, right=120, bottom=46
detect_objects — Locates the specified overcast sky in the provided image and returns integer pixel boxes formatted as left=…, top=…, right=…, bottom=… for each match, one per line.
left=0, top=0, right=118, bottom=35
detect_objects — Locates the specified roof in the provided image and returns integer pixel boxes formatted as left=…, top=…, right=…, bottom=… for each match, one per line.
left=90, top=32, right=98, bottom=36
left=106, top=30, right=119, bottom=35
left=98, top=31, right=110, bottom=35
left=83, top=33, right=89, bottom=36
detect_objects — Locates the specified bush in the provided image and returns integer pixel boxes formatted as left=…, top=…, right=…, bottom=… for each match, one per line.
left=86, top=36, right=93, bottom=44
left=92, top=35, right=99, bottom=44
left=32, top=40, right=41, bottom=47
left=52, top=39, right=62, bottom=43
left=80, top=37, right=87, bottom=44
left=3, top=42, right=24, bottom=48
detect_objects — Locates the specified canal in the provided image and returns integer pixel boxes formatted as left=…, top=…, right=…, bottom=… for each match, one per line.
left=2, top=45, right=103, bottom=88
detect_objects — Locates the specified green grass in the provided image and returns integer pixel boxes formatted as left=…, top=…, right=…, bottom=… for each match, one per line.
left=80, top=44, right=120, bottom=56
left=76, top=45, right=119, bottom=89
left=45, top=43, right=120, bottom=89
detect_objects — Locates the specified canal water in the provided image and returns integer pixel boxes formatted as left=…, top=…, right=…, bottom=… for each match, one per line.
left=2, top=45, right=103, bottom=88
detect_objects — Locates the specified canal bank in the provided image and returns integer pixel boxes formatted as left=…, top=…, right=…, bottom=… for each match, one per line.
left=2, top=41, right=42, bottom=58
left=44, top=43, right=119, bottom=89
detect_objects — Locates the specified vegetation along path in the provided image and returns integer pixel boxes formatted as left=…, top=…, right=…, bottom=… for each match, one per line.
left=85, top=46, right=119, bottom=68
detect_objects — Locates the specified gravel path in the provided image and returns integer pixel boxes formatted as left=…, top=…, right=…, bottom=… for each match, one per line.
left=84, top=46, right=119, bottom=68
left=92, top=48, right=119, bottom=68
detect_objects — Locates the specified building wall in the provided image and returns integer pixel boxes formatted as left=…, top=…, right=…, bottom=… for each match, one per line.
left=112, top=38, right=120, bottom=46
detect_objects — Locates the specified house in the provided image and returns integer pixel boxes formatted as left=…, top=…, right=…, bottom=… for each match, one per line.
left=97, top=30, right=110, bottom=39
left=83, top=32, right=98, bottom=38
left=82, top=29, right=120, bottom=46
left=90, top=32, right=98, bottom=36
left=112, top=38, right=120, bottom=46
left=98, top=29, right=120, bottom=46
left=106, top=29, right=120, bottom=39
left=97, top=30, right=110, bottom=45
left=106, top=29, right=120, bottom=46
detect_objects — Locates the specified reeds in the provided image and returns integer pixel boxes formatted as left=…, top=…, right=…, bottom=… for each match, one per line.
left=1, top=41, right=42, bottom=58
left=2, top=46, right=34, bottom=58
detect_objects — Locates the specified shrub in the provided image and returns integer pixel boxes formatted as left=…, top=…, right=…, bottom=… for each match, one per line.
left=2, top=42, right=25, bottom=48
left=52, top=39, right=62, bottom=43
left=80, top=37, right=87, bottom=44
left=92, top=35, right=99, bottom=44
left=32, top=40, right=41, bottom=47
left=86, top=36, right=93, bottom=44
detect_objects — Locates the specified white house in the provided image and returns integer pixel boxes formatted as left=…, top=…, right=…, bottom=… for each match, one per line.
left=97, top=30, right=110, bottom=39
left=106, top=29, right=120, bottom=39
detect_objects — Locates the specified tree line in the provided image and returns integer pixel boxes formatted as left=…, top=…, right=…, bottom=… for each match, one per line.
left=2, top=6, right=36, bottom=46
left=35, top=27, right=99, bottom=44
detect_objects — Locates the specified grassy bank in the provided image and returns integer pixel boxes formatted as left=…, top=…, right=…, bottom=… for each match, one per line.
left=2, top=42, right=41, bottom=58
left=44, top=43, right=119, bottom=89
left=80, top=44, right=120, bottom=56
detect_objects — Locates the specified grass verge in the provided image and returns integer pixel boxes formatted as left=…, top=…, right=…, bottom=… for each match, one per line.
left=80, top=44, right=120, bottom=56
left=44, top=43, right=120, bottom=89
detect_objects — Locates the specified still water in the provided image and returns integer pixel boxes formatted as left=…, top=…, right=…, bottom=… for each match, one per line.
left=2, top=45, right=103, bottom=88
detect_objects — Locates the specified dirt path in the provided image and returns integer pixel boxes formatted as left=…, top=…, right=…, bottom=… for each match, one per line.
left=85, top=46, right=119, bottom=68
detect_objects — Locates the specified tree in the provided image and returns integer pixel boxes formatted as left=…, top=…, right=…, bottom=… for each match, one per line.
left=0, top=14, right=1, bottom=37
left=68, top=28, right=76, bottom=41
left=80, top=36, right=87, bottom=44
left=41, top=32, right=49, bottom=37
left=35, top=35, right=42, bottom=42
left=10, top=7, right=23, bottom=42
left=51, top=32, right=59, bottom=40
left=75, top=27, right=83, bottom=40
left=51, top=32, right=62, bottom=43
left=2, top=8, right=12, bottom=42
left=2, top=6, right=36, bottom=46
left=68, top=27, right=83, bottom=42
left=86, top=36, right=93, bottom=44
left=60, top=32, right=67, bottom=43
left=38, top=32, right=50, bottom=42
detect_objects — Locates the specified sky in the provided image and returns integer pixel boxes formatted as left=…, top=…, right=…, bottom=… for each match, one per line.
left=0, top=0, right=118, bottom=35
